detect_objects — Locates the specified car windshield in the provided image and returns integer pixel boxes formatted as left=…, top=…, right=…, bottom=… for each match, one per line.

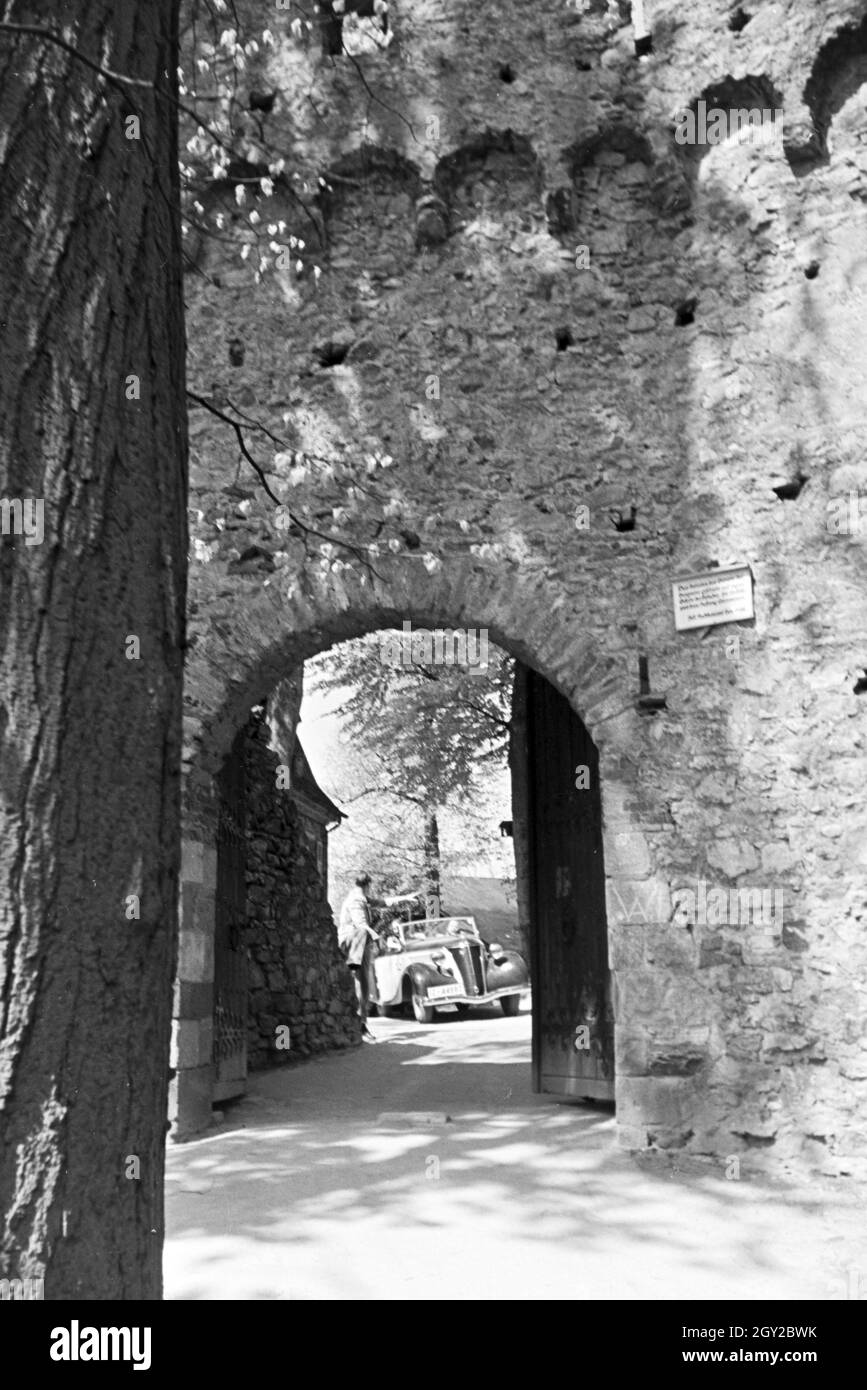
left=403, top=918, right=477, bottom=942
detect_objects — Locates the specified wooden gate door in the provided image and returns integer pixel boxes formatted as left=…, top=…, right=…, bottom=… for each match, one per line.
left=213, top=728, right=248, bottom=1102
left=526, top=668, right=614, bottom=1100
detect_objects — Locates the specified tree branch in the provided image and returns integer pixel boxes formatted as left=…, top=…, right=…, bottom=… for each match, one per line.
left=185, top=390, right=385, bottom=579
left=337, top=44, right=417, bottom=142
left=343, top=786, right=427, bottom=807
left=456, top=697, right=512, bottom=733
left=0, top=23, right=324, bottom=247
left=0, top=23, right=152, bottom=88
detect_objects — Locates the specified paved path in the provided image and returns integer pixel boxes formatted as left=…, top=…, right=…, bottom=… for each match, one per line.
left=164, top=1002, right=867, bottom=1300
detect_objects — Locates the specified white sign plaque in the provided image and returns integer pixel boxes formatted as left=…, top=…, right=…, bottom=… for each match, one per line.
left=672, top=564, right=754, bottom=632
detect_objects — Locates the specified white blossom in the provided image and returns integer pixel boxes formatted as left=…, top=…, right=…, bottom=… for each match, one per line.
left=192, top=538, right=216, bottom=564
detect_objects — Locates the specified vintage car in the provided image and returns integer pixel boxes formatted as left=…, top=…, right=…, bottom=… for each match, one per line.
left=373, top=915, right=528, bottom=1023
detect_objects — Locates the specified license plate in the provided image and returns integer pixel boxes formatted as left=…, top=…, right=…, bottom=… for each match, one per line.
left=427, top=984, right=462, bottom=1001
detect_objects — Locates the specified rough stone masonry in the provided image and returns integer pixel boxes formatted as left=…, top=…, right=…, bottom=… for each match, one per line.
left=243, top=706, right=360, bottom=1070
left=176, top=0, right=867, bottom=1172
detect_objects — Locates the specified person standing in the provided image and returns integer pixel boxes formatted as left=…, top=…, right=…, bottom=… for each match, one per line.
left=339, top=872, right=382, bottom=1041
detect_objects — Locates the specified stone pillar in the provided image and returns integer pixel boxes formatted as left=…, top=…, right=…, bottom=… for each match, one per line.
left=602, top=756, right=718, bottom=1153
left=169, top=837, right=217, bottom=1138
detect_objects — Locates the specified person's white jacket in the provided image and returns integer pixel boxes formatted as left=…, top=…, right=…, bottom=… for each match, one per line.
left=339, top=886, right=375, bottom=966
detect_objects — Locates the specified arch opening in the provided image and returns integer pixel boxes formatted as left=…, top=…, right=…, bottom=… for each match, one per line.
left=174, top=609, right=623, bottom=1142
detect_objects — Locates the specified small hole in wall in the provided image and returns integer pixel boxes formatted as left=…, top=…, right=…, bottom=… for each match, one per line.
left=498, top=63, right=515, bottom=83
left=675, top=297, right=697, bottom=326
left=228, top=338, right=245, bottom=366
left=772, top=472, right=808, bottom=501
left=804, top=261, right=820, bottom=280
left=314, top=340, right=351, bottom=367
left=248, top=90, right=277, bottom=114
left=555, top=327, right=574, bottom=351
left=854, top=669, right=867, bottom=695
left=634, top=33, right=653, bottom=57
left=728, top=7, right=751, bottom=32
left=610, top=506, right=637, bottom=532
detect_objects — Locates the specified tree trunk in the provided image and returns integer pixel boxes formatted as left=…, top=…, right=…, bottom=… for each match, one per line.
left=508, top=664, right=533, bottom=973
left=0, top=2, right=186, bottom=1299
left=423, top=809, right=441, bottom=915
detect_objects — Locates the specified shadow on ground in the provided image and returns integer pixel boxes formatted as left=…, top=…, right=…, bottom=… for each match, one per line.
left=164, top=1012, right=867, bottom=1300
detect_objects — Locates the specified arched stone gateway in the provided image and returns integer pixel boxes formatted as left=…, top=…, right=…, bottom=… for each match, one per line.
left=176, top=558, right=648, bottom=1135
left=183, top=556, right=629, bottom=801
left=176, top=0, right=867, bottom=1178
left=175, top=551, right=861, bottom=1173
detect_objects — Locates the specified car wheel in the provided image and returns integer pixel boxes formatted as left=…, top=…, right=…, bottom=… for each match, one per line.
left=411, top=991, right=435, bottom=1024
left=500, top=995, right=521, bottom=1017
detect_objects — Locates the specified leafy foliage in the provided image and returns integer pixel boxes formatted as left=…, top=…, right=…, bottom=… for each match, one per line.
left=305, top=633, right=514, bottom=905
left=308, top=632, right=512, bottom=808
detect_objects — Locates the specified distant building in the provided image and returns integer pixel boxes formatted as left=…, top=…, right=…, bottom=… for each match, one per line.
left=287, top=736, right=344, bottom=883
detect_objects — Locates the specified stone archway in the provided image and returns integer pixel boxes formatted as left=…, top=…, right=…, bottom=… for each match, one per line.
left=174, top=557, right=695, bottom=1150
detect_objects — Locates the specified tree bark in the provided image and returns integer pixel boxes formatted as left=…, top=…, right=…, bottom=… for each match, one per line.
left=0, top=2, right=186, bottom=1299
left=508, top=664, right=532, bottom=974
left=423, top=809, right=441, bottom=915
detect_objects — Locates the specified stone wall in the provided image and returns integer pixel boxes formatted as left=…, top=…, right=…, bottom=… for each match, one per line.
left=177, top=0, right=867, bottom=1173
left=244, top=711, right=361, bottom=1069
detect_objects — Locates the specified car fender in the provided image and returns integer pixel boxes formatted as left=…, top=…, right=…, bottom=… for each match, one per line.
left=485, top=949, right=528, bottom=991
left=403, top=962, right=450, bottom=998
